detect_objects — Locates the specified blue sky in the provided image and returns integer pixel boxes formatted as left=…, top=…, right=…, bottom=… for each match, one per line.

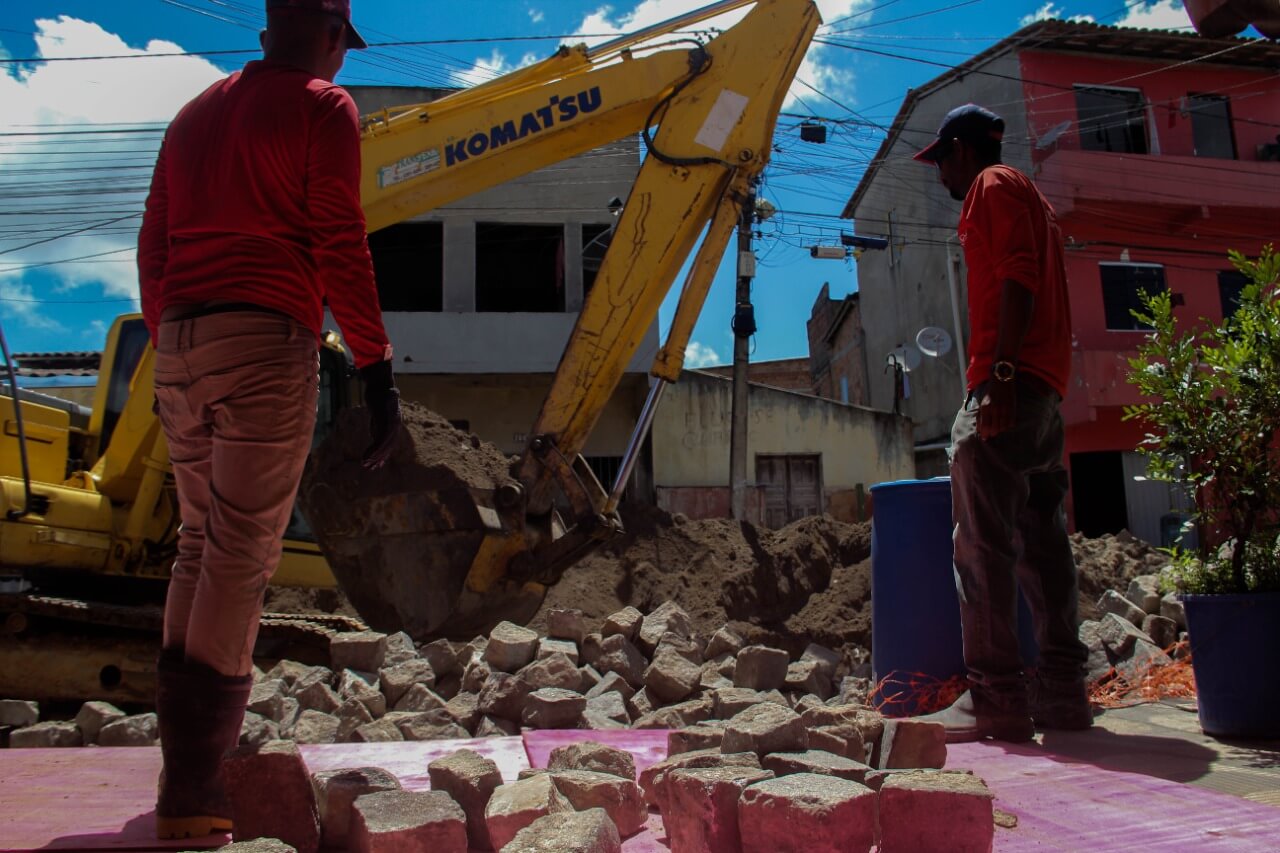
left=0, top=0, right=1199, bottom=366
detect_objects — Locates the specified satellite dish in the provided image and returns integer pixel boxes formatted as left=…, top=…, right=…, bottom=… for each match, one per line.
left=916, top=326, right=953, bottom=358
left=887, top=345, right=922, bottom=372
left=1036, top=120, right=1072, bottom=150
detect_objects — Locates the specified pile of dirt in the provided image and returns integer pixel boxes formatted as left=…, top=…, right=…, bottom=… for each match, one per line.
left=263, top=585, right=361, bottom=620
left=530, top=505, right=873, bottom=666
left=1071, top=530, right=1170, bottom=621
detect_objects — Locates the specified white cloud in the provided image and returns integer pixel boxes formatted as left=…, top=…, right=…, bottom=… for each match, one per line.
left=450, top=49, right=511, bottom=87
left=1115, top=0, right=1193, bottom=30
left=1019, top=2, right=1095, bottom=26
left=0, top=16, right=226, bottom=332
left=529, top=8, right=546, bottom=24
left=572, top=0, right=872, bottom=110
left=685, top=340, right=722, bottom=368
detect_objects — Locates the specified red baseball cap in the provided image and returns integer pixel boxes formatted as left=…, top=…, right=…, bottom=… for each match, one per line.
left=266, top=0, right=368, bottom=50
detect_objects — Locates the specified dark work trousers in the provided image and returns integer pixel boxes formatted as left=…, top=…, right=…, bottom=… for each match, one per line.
left=949, top=380, right=1089, bottom=695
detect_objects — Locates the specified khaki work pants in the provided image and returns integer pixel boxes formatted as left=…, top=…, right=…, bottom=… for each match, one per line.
left=154, top=311, right=318, bottom=676
left=949, top=381, right=1089, bottom=694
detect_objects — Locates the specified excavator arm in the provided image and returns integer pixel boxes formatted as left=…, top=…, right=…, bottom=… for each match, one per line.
left=302, top=0, right=820, bottom=637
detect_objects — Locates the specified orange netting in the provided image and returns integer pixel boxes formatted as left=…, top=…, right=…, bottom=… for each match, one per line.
left=1088, top=641, right=1198, bottom=709
left=870, top=670, right=970, bottom=716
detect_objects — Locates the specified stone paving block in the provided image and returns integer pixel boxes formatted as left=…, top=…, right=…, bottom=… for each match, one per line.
left=75, top=700, right=125, bottom=744
left=477, top=715, right=521, bottom=738
left=9, top=720, right=81, bottom=748
left=601, top=606, right=644, bottom=642
left=580, top=633, right=606, bottom=668
left=632, top=696, right=714, bottom=730
left=291, top=710, right=339, bottom=744
left=644, top=649, right=702, bottom=702
left=477, top=672, right=532, bottom=722
left=420, top=639, right=459, bottom=677
left=445, top=692, right=482, bottom=733
left=203, top=840, right=296, bottom=853
left=295, top=681, right=341, bottom=715
left=538, top=637, right=580, bottom=665
left=312, top=767, right=401, bottom=849
left=1115, top=638, right=1173, bottom=685
left=463, top=659, right=492, bottom=693
left=785, top=661, right=833, bottom=699
left=394, top=682, right=447, bottom=713
left=247, top=679, right=288, bottom=723
left=578, top=665, right=603, bottom=693
left=721, top=702, right=807, bottom=755
left=339, top=670, right=387, bottom=718
left=836, top=675, right=872, bottom=705
left=801, top=704, right=883, bottom=738
left=1160, top=591, right=1187, bottom=629
left=1142, top=614, right=1179, bottom=650
left=639, top=749, right=761, bottom=810
left=548, top=740, right=637, bottom=780
left=800, top=643, right=841, bottom=680
left=584, top=692, right=631, bottom=727
left=668, top=722, right=725, bottom=754
left=876, top=719, right=947, bottom=770
left=626, top=686, right=660, bottom=720
left=223, top=740, right=321, bottom=853
left=806, top=725, right=868, bottom=763
left=396, top=711, right=472, bottom=741
left=99, top=712, right=158, bottom=747
left=241, top=710, right=281, bottom=746
left=739, top=772, right=876, bottom=853
left=266, top=661, right=329, bottom=692
left=637, top=601, right=692, bottom=653
left=379, top=659, right=436, bottom=707
left=548, top=770, right=647, bottom=837
left=502, top=807, right=622, bottom=853
left=484, top=773, right=572, bottom=852
left=429, top=748, right=503, bottom=850
left=713, top=686, right=786, bottom=718
left=700, top=666, right=734, bottom=692
left=1098, top=590, right=1147, bottom=628
left=330, top=631, right=388, bottom=674
left=763, top=750, right=871, bottom=782
left=878, top=770, right=994, bottom=853
left=486, top=622, right=540, bottom=672
left=1126, top=575, right=1163, bottom=614
left=705, top=626, right=744, bottom=659
left=862, top=767, right=973, bottom=793
left=352, top=718, right=403, bottom=743
left=547, top=607, right=589, bottom=644
left=666, top=765, right=775, bottom=853
left=0, top=699, right=39, bottom=728
left=595, top=634, right=648, bottom=689
left=654, top=631, right=704, bottom=664
left=523, top=687, right=587, bottom=728
left=517, top=652, right=581, bottom=692
left=733, top=645, right=790, bottom=691
left=586, top=671, right=635, bottom=702
left=382, top=631, right=418, bottom=666
left=336, top=697, right=374, bottom=741
left=350, top=789, right=466, bottom=853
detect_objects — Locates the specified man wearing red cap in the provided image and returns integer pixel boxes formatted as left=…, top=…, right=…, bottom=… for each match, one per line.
left=138, top=0, right=396, bottom=838
left=912, top=105, right=1091, bottom=742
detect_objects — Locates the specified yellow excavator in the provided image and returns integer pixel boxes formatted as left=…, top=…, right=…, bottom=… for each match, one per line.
left=0, top=0, right=820, bottom=696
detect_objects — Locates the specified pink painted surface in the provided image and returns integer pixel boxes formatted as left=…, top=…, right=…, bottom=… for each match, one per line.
left=0, top=737, right=529, bottom=852
left=947, top=741, right=1280, bottom=852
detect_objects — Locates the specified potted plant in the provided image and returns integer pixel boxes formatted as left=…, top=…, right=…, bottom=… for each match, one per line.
left=1125, top=244, right=1280, bottom=739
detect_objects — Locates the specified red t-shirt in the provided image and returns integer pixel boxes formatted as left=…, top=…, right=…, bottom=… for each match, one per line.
left=138, top=59, right=390, bottom=368
left=958, top=164, right=1072, bottom=397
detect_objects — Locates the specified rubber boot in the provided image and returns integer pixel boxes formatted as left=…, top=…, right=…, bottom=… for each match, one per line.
left=1030, top=676, right=1094, bottom=731
left=154, top=649, right=252, bottom=839
left=916, top=688, right=1035, bottom=744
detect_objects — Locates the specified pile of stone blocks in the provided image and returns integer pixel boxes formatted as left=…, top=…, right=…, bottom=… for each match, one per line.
left=1, top=698, right=157, bottom=748
left=1082, top=576, right=1188, bottom=687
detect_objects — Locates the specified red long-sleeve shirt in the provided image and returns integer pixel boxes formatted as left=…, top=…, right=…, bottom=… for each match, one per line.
left=138, top=59, right=390, bottom=368
left=958, top=164, right=1072, bottom=397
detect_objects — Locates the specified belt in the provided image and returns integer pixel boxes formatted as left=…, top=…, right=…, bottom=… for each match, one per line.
left=162, top=302, right=291, bottom=322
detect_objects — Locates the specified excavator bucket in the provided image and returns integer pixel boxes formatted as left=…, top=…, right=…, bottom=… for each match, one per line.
left=298, top=405, right=562, bottom=639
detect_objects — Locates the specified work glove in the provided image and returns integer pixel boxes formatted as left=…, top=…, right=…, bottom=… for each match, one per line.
left=359, top=359, right=400, bottom=470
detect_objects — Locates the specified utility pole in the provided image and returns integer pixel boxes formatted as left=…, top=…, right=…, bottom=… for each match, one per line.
left=729, top=183, right=757, bottom=521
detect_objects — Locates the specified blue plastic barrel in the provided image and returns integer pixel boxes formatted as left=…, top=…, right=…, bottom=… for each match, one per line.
left=870, top=477, right=1038, bottom=715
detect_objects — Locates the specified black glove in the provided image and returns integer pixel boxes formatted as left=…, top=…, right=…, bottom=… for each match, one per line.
left=359, top=359, right=400, bottom=470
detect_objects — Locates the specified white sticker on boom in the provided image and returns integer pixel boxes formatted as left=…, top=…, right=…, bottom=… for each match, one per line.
left=694, top=89, right=749, bottom=153
left=378, top=148, right=441, bottom=189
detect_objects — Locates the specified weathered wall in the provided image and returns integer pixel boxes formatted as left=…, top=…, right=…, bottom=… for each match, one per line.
left=652, top=370, right=915, bottom=497
left=699, top=358, right=814, bottom=393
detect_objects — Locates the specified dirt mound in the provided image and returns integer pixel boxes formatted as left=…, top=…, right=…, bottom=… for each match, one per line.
left=1071, top=530, right=1170, bottom=621
left=263, top=585, right=360, bottom=620
left=530, top=504, right=873, bottom=664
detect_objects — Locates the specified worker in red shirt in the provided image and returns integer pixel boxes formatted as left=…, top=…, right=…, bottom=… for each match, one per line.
left=912, top=105, right=1091, bottom=742
left=137, top=0, right=398, bottom=838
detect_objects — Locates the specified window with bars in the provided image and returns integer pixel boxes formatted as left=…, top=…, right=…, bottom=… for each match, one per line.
left=1100, top=263, right=1167, bottom=331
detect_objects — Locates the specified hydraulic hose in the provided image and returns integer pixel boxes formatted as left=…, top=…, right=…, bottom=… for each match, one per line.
left=0, top=316, right=36, bottom=520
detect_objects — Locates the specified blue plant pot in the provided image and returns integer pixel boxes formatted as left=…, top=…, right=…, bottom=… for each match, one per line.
left=1181, top=592, right=1280, bottom=739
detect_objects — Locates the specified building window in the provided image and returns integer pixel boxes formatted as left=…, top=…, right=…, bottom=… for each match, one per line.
left=476, top=223, right=565, bottom=312
left=839, top=375, right=849, bottom=404
left=1074, top=86, right=1148, bottom=154
left=1219, top=269, right=1248, bottom=318
left=368, top=222, right=443, bottom=311
left=756, top=454, right=823, bottom=528
left=1100, top=263, right=1166, bottom=331
left=582, top=223, right=612, bottom=297
left=1188, top=94, right=1235, bottom=159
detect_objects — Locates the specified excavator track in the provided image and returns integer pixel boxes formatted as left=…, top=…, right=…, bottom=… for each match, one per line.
left=0, top=592, right=367, bottom=705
